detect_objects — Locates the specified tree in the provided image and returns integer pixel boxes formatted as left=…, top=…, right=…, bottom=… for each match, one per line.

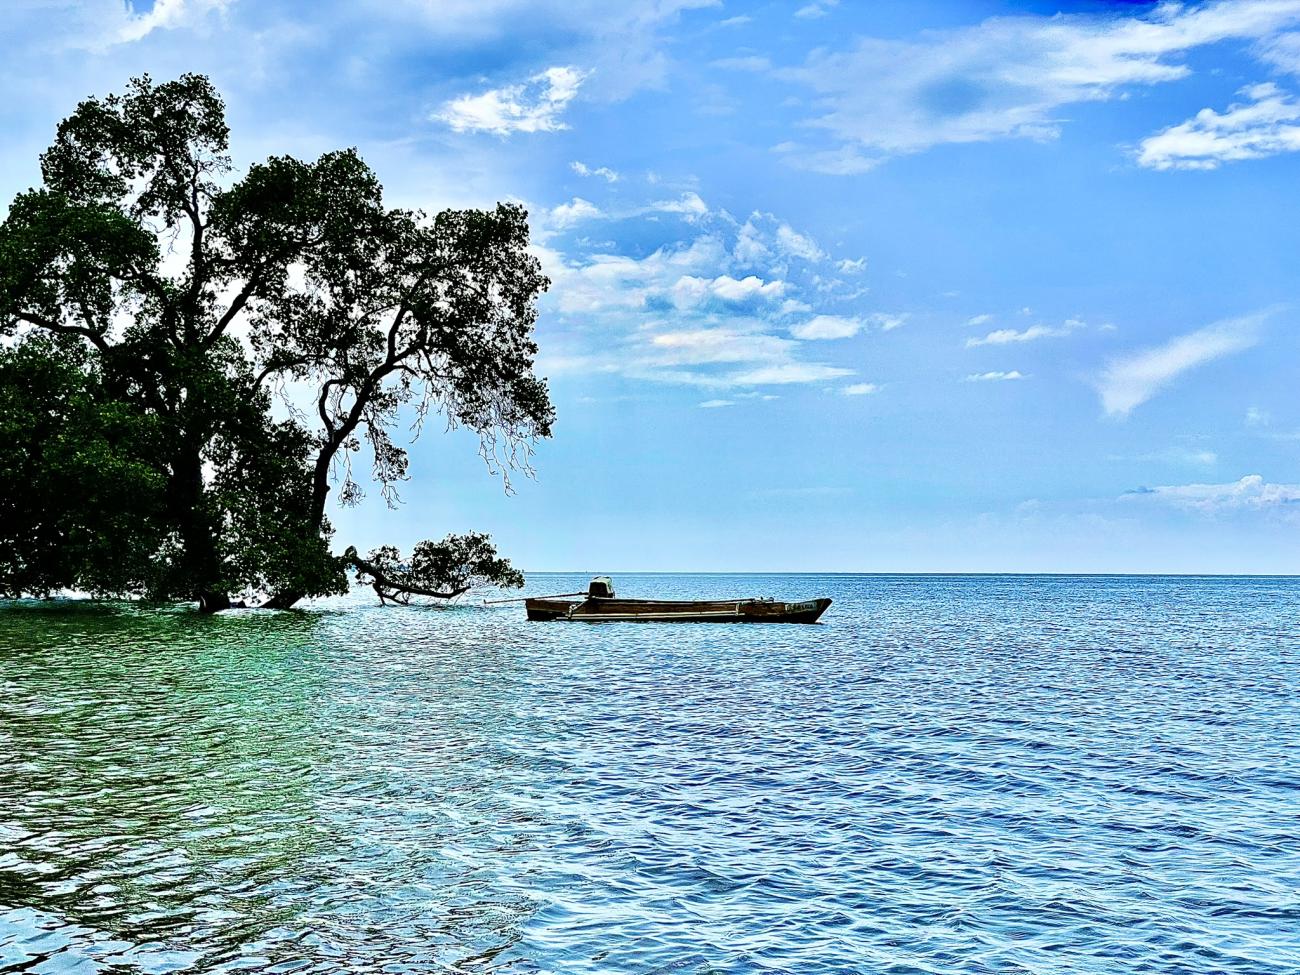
left=0, top=74, right=552, bottom=610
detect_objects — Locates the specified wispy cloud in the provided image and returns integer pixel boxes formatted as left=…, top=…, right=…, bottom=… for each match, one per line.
left=965, top=370, right=1025, bottom=382
left=774, top=1, right=1300, bottom=170
left=699, top=399, right=734, bottom=408
left=795, top=0, right=839, bottom=20
left=1138, top=82, right=1300, bottom=170
left=966, top=313, right=993, bottom=327
left=842, top=382, right=880, bottom=395
left=870, top=312, right=907, bottom=332
left=571, top=161, right=620, bottom=181
left=966, top=319, right=1082, bottom=347
left=790, top=314, right=861, bottom=340
left=435, top=66, right=589, bottom=135
left=1124, top=474, right=1300, bottom=512
left=730, top=363, right=854, bottom=386
left=1096, top=313, right=1264, bottom=418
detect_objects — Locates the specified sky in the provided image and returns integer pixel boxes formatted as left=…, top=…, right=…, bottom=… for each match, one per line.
left=4, top=0, right=1300, bottom=573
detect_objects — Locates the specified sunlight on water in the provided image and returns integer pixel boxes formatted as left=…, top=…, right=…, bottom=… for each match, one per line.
left=2, top=575, right=1299, bottom=973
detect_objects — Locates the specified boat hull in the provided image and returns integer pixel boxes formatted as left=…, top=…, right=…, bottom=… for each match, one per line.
left=524, top=596, right=831, bottom=623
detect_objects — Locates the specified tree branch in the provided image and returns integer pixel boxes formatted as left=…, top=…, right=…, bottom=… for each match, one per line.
left=203, top=270, right=262, bottom=349
left=342, top=545, right=470, bottom=600
left=14, top=311, right=113, bottom=356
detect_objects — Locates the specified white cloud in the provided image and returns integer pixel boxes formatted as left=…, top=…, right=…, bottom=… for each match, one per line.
left=790, top=314, right=862, bottom=340
left=1125, top=474, right=1300, bottom=512
left=966, top=313, right=993, bottom=327
left=1096, top=313, right=1263, bottom=418
left=869, top=312, right=907, bottom=332
left=647, top=328, right=802, bottom=371
left=1138, top=82, right=1300, bottom=170
left=842, top=382, right=880, bottom=395
left=1246, top=406, right=1272, bottom=426
left=709, top=274, right=786, bottom=302
left=652, top=191, right=710, bottom=219
left=671, top=274, right=786, bottom=307
left=837, top=256, right=868, bottom=273
left=776, top=0, right=1300, bottom=168
left=775, top=223, right=825, bottom=261
left=699, top=399, right=734, bottom=408
left=538, top=204, right=859, bottom=389
left=965, top=370, right=1025, bottom=382
left=116, top=0, right=228, bottom=43
left=435, top=65, right=589, bottom=135
left=966, top=319, right=1082, bottom=347
left=730, top=363, right=854, bottom=385
left=550, top=197, right=602, bottom=227
left=571, top=161, right=620, bottom=181
left=795, top=0, right=839, bottom=19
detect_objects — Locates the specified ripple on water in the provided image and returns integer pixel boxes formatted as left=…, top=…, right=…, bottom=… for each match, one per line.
left=1, top=574, right=1299, bottom=973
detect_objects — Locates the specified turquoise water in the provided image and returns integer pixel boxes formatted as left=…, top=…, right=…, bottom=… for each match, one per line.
left=2, top=574, right=1298, bottom=973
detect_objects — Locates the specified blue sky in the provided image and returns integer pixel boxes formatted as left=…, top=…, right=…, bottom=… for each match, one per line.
left=6, top=0, right=1300, bottom=572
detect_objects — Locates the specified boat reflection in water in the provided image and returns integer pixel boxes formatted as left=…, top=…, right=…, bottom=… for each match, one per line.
left=520, top=577, right=832, bottom=623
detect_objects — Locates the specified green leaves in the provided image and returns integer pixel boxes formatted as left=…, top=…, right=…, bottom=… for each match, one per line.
left=346, top=533, right=525, bottom=605
left=0, top=337, right=171, bottom=598
left=40, top=73, right=231, bottom=223
left=0, top=74, right=552, bottom=608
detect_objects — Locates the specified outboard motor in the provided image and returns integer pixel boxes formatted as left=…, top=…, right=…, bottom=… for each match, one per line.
left=587, top=576, right=615, bottom=599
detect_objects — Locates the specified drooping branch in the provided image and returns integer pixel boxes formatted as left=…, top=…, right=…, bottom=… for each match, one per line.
left=342, top=545, right=470, bottom=603
left=342, top=533, right=524, bottom=606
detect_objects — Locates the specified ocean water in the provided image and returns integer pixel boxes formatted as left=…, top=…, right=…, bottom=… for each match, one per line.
left=1, top=573, right=1298, bottom=974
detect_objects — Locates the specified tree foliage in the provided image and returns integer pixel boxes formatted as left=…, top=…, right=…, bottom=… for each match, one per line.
left=344, top=534, right=526, bottom=606
left=0, top=74, right=552, bottom=609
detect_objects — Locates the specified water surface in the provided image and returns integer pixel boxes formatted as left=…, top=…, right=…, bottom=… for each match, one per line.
left=2, top=574, right=1298, bottom=973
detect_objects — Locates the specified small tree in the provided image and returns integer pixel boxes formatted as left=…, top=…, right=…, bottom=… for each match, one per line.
left=0, top=74, right=552, bottom=610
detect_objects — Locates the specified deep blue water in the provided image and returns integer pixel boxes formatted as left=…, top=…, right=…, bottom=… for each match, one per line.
left=1, top=574, right=1299, bottom=973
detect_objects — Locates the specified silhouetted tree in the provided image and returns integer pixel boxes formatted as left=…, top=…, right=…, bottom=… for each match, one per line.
left=0, top=75, right=551, bottom=610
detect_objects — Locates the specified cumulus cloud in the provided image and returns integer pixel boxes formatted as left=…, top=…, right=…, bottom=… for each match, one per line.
left=965, top=370, right=1025, bottom=382
left=538, top=215, right=863, bottom=387
left=671, top=274, right=786, bottom=307
left=1124, top=474, right=1300, bottom=512
left=1138, top=82, right=1300, bottom=170
left=790, top=315, right=862, bottom=340
left=114, top=0, right=230, bottom=42
left=549, top=197, right=602, bottom=227
left=966, top=319, right=1082, bottom=347
left=775, top=0, right=1300, bottom=169
left=775, top=222, right=825, bottom=261
left=1096, top=313, right=1263, bottom=418
left=435, top=66, right=588, bottom=135
left=652, top=191, right=710, bottom=219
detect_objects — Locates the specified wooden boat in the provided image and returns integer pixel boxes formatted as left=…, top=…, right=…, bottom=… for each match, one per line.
left=520, top=577, right=831, bottom=623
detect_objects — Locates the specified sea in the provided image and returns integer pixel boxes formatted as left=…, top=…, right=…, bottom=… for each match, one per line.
left=1, top=573, right=1298, bottom=974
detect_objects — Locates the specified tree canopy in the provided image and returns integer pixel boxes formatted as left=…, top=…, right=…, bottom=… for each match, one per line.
left=0, top=74, right=553, bottom=610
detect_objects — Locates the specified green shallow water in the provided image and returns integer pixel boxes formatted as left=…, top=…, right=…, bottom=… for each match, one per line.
left=2, top=574, right=1299, bottom=973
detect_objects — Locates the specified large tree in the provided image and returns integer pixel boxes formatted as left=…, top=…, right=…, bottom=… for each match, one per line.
left=0, top=74, right=553, bottom=610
